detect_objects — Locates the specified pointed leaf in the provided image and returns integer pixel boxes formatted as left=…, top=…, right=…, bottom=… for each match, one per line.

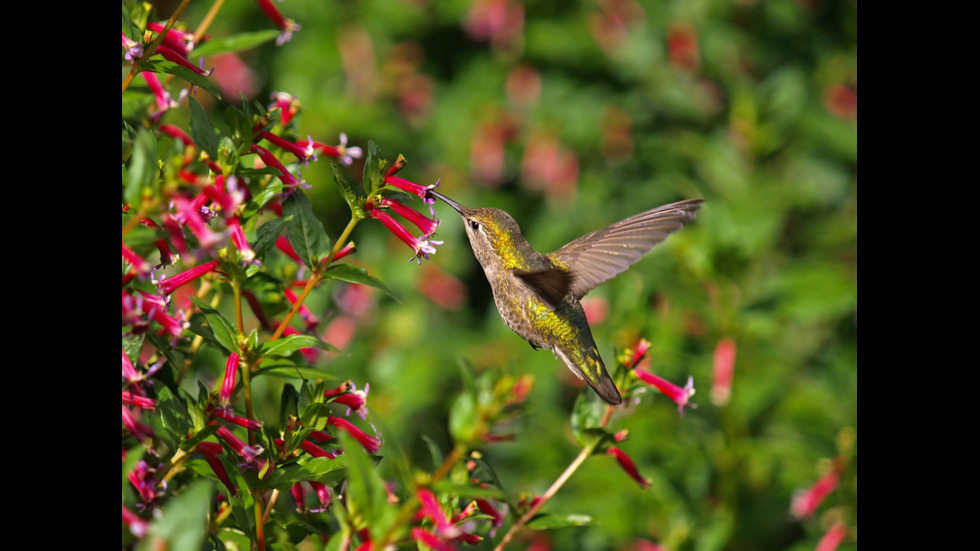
left=188, top=96, right=220, bottom=159
left=144, top=479, right=214, bottom=551
left=260, top=334, right=339, bottom=357
left=124, top=128, right=158, bottom=207
left=323, top=264, right=400, bottom=302
left=266, top=456, right=347, bottom=490
left=361, top=141, right=386, bottom=195
left=189, top=297, right=240, bottom=353
left=525, top=513, right=593, bottom=530
left=190, top=30, right=280, bottom=57
left=252, top=216, right=290, bottom=260
left=254, top=364, right=339, bottom=381
left=282, top=191, right=330, bottom=269
left=332, top=163, right=362, bottom=216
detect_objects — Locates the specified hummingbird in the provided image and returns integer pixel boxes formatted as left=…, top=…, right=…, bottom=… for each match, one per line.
left=430, top=191, right=703, bottom=405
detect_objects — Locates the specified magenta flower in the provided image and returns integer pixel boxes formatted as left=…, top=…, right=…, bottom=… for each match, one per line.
left=410, top=528, right=455, bottom=551
left=269, top=92, right=300, bottom=126
left=383, top=174, right=441, bottom=207
left=142, top=72, right=187, bottom=119
left=122, top=405, right=155, bottom=442
left=122, top=390, right=157, bottom=410
left=257, top=131, right=316, bottom=165
left=327, top=416, right=381, bottom=454
left=308, top=481, right=332, bottom=512
left=256, top=0, right=301, bottom=45
left=122, top=32, right=143, bottom=61
left=122, top=349, right=141, bottom=384
left=158, top=259, right=219, bottom=296
left=251, top=144, right=307, bottom=189
left=296, top=134, right=363, bottom=166
left=275, top=235, right=302, bottom=264
left=331, top=241, right=357, bottom=262
left=367, top=208, right=442, bottom=264
left=607, top=446, right=650, bottom=489
left=416, top=488, right=461, bottom=538
left=476, top=498, right=505, bottom=535
left=300, top=439, right=337, bottom=460
left=147, top=22, right=195, bottom=58
left=634, top=368, right=697, bottom=414
left=376, top=197, right=440, bottom=237
left=210, top=406, right=263, bottom=431
left=201, top=176, right=246, bottom=217
left=213, top=423, right=265, bottom=467
left=122, top=505, right=149, bottom=538
left=227, top=217, right=257, bottom=264
left=197, top=441, right=236, bottom=495
left=159, top=123, right=195, bottom=148
left=790, top=468, right=839, bottom=519
left=127, top=459, right=163, bottom=505
left=325, top=381, right=370, bottom=418
left=174, top=196, right=221, bottom=248
left=157, top=44, right=210, bottom=77
left=816, top=522, right=847, bottom=551
left=131, top=290, right=188, bottom=339
left=122, top=242, right=151, bottom=278
left=711, top=337, right=736, bottom=406
left=630, top=338, right=651, bottom=368
left=219, top=353, right=240, bottom=407
left=284, top=288, right=319, bottom=329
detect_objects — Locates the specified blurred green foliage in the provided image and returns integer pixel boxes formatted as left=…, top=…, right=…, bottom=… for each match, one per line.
left=175, top=0, right=856, bottom=549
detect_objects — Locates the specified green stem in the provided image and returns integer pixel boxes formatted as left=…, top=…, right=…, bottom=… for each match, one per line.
left=121, top=0, right=192, bottom=94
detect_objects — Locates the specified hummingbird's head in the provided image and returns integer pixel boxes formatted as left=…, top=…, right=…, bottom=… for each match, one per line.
left=430, top=191, right=525, bottom=268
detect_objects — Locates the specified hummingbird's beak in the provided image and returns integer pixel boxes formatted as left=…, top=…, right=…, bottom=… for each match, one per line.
left=429, top=190, right=464, bottom=215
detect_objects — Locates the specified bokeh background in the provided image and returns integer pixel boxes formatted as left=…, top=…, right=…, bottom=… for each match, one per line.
left=176, top=0, right=857, bottom=549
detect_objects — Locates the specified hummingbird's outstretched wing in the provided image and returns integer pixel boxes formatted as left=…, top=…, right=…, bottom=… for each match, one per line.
left=549, top=199, right=703, bottom=299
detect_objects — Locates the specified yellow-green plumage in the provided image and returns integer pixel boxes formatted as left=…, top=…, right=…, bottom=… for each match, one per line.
left=431, top=191, right=702, bottom=406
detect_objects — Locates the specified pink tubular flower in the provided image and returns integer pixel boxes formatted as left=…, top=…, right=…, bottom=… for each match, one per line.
left=367, top=208, right=442, bottom=264
left=157, top=44, right=210, bottom=77
left=411, top=528, right=456, bottom=551
left=158, top=260, right=219, bottom=296
left=251, top=144, right=307, bottom=189
left=122, top=390, right=157, bottom=410
left=296, top=134, right=363, bottom=166
left=202, top=177, right=245, bottom=217
left=210, top=406, right=263, bottom=431
left=377, top=197, right=440, bottom=237
left=269, top=92, right=300, bottom=126
left=790, top=468, right=839, bottom=519
left=607, top=447, right=650, bottom=489
left=256, top=0, right=301, bottom=45
left=257, top=131, right=316, bottom=165
left=309, top=481, right=331, bottom=512
left=132, top=290, right=188, bottom=339
left=634, top=368, right=697, bottom=414
left=174, top=196, right=221, bottom=248
left=122, top=405, right=155, bottom=442
left=213, top=423, right=265, bottom=466
left=197, top=442, right=236, bottom=495
left=122, top=505, right=149, bottom=538
left=122, top=242, right=151, bottom=278
left=325, top=381, right=369, bottom=418
left=284, top=288, right=319, bottom=329
left=630, top=338, right=651, bottom=368
left=300, top=439, right=337, bottom=460
left=331, top=241, right=357, bottom=262
left=147, top=22, right=195, bottom=58
left=275, top=235, right=302, bottom=263
left=383, top=174, right=440, bottom=208
left=122, top=32, right=143, bottom=61
left=327, top=416, right=381, bottom=454
left=219, top=353, right=240, bottom=407
left=416, top=488, right=461, bottom=538
left=159, top=123, right=195, bottom=148
left=142, top=72, right=186, bottom=117
left=816, top=522, right=847, bottom=551
left=711, top=337, right=736, bottom=406
left=227, top=217, right=257, bottom=264
left=128, top=460, right=161, bottom=504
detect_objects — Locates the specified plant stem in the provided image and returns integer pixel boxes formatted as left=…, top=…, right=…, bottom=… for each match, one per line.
left=122, top=0, right=192, bottom=94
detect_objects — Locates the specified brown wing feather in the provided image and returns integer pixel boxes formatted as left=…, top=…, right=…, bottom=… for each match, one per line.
left=549, top=199, right=703, bottom=298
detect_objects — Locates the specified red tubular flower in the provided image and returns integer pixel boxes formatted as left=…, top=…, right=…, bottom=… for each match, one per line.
left=257, top=130, right=316, bottom=165
left=174, top=196, right=221, bottom=248
left=157, top=44, right=210, bottom=77
left=476, top=499, right=505, bottom=535
left=159, top=124, right=194, bottom=147
left=377, top=197, right=440, bottom=237
left=296, top=134, right=363, bottom=166
left=219, top=353, right=240, bottom=407
left=213, top=423, right=265, bottom=466
left=269, top=92, right=300, bottom=126
left=210, top=406, right=263, bottom=431
left=327, top=416, right=381, bottom=454
left=128, top=460, right=161, bottom=504
left=411, top=527, right=456, bottom=551
left=711, top=337, right=736, bottom=406
left=634, top=368, right=697, bottom=414
left=197, top=441, right=237, bottom=495
left=122, top=405, right=155, bottom=442
left=416, top=488, right=460, bottom=537
left=251, top=144, right=307, bottom=189
left=256, top=0, right=301, bottom=45
left=284, top=288, right=319, bottom=329
left=122, top=505, right=148, bottom=538
left=133, top=290, right=188, bottom=339
left=122, top=390, right=157, bottom=410
left=790, top=468, right=839, bottom=519
left=325, top=381, right=369, bottom=418
left=816, top=522, right=847, bottom=551
left=227, top=217, right=257, bottom=264
left=309, top=481, right=331, bottom=512
left=142, top=72, right=185, bottom=116
left=300, top=439, right=337, bottom=459
left=147, top=22, right=196, bottom=58
left=158, top=260, right=219, bottom=296
left=368, top=208, right=442, bottom=264
left=383, top=174, right=440, bottom=207
left=202, top=177, right=245, bottom=217
left=630, top=338, right=651, bottom=368
left=275, top=235, right=302, bottom=263
left=331, top=241, right=357, bottom=262
left=122, top=349, right=140, bottom=383
left=607, top=447, right=650, bottom=489
left=122, top=242, right=151, bottom=278
left=122, top=32, right=143, bottom=61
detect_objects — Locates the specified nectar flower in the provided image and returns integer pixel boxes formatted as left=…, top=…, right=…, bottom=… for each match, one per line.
left=297, top=133, right=363, bottom=166
left=122, top=390, right=157, bottom=410
left=122, top=505, right=148, bottom=538
left=635, top=369, right=697, bottom=414
left=258, top=131, right=317, bottom=165
left=210, top=406, right=263, bottom=431
left=711, top=337, right=736, bottom=406
left=213, top=423, right=265, bottom=466
left=327, top=416, right=381, bottom=454
left=269, top=92, right=300, bottom=126
left=196, top=442, right=236, bottom=495
left=325, top=381, right=370, bottom=418
left=367, top=208, right=442, bottom=264
left=383, top=174, right=441, bottom=210
left=158, top=260, right=219, bottom=296
left=411, top=528, right=455, bottom=551
left=227, top=217, right=257, bottom=264
left=122, top=242, right=151, bottom=278
left=122, top=405, right=155, bottom=442
left=375, top=197, right=440, bottom=237
left=142, top=72, right=186, bottom=118
left=816, top=522, right=847, bottom=551
left=251, top=144, right=307, bottom=189
left=157, top=44, right=210, bottom=77
left=630, top=338, right=651, bottom=368
left=300, top=439, right=337, bottom=460
left=308, top=481, right=332, bottom=512
left=284, top=288, right=319, bottom=329
left=256, top=0, right=301, bottom=45
left=416, top=488, right=461, bottom=538
left=219, top=353, right=240, bottom=407
left=147, top=22, right=196, bottom=58
left=607, top=446, right=650, bottom=489
left=122, top=32, right=143, bottom=61
left=790, top=468, right=839, bottom=519
left=174, top=196, right=221, bottom=248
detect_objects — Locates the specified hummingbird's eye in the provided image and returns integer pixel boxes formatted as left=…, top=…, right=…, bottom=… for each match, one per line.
left=469, top=220, right=480, bottom=230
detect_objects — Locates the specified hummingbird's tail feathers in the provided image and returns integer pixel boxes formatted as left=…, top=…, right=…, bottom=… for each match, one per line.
left=554, top=346, right=623, bottom=405
left=551, top=198, right=704, bottom=299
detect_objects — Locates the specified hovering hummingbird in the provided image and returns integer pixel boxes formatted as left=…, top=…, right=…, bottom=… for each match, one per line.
left=430, top=191, right=703, bottom=405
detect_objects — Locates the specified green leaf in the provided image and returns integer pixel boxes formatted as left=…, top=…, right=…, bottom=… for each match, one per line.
left=339, top=431, right=396, bottom=540
left=279, top=383, right=300, bottom=427
left=190, top=30, right=281, bottom=57
left=323, top=264, right=400, bottom=302
left=525, top=513, right=593, bottom=530
left=143, top=479, right=214, bottom=551
left=253, top=216, right=291, bottom=259
left=570, top=389, right=608, bottom=447
left=188, top=96, right=220, bottom=159
left=431, top=481, right=505, bottom=501
left=265, top=456, right=348, bottom=490
left=156, top=387, right=191, bottom=447
left=361, top=141, right=387, bottom=195
left=332, top=162, right=363, bottom=216
left=420, top=434, right=444, bottom=472
left=260, top=334, right=339, bottom=358
left=138, top=58, right=223, bottom=99
left=254, top=363, right=339, bottom=381
left=282, top=191, right=330, bottom=269
left=124, top=128, right=158, bottom=207
left=189, top=297, right=240, bottom=353
left=243, top=181, right=284, bottom=218
left=122, top=446, right=146, bottom=501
